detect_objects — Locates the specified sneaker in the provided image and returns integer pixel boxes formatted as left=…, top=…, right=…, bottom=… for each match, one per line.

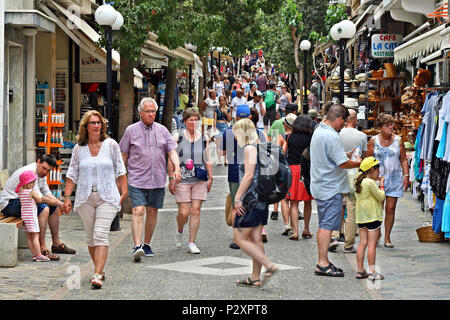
left=175, top=231, right=183, bottom=248
left=229, top=242, right=240, bottom=249
left=344, top=247, right=357, bottom=254
left=270, top=211, right=279, bottom=220
left=338, top=233, right=345, bottom=243
left=142, top=244, right=155, bottom=257
left=132, top=245, right=144, bottom=262
left=34, top=254, right=50, bottom=262
left=328, top=239, right=339, bottom=252
left=188, top=243, right=201, bottom=254
left=91, top=273, right=103, bottom=289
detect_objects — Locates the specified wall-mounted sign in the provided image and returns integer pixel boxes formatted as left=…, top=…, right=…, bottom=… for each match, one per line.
left=80, top=49, right=106, bottom=83
left=371, top=34, right=403, bottom=58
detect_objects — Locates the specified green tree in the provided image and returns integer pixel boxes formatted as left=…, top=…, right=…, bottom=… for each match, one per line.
left=99, top=0, right=282, bottom=136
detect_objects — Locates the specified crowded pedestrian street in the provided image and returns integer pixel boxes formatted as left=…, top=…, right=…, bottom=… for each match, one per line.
left=1, top=159, right=449, bottom=301
left=1, top=0, right=450, bottom=308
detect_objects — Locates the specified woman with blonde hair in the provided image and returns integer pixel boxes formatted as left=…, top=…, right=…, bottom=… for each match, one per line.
left=233, top=118, right=279, bottom=288
left=65, top=110, right=127, bottom=289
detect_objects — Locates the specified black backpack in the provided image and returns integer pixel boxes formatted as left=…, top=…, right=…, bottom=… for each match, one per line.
left=256, top=142, right=292, bottom=204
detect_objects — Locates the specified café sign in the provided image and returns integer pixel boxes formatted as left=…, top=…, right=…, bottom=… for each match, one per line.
left=371, top=34, right=403, bottom=58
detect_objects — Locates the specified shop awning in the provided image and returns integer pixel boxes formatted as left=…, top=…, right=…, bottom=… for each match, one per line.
left=40, top=1, right=143, bottom=87
left=394, top=24, right=446, bottom=65
left=40, top=1, right=120, bottom=68
left=146, top=33, right=196, bottom=63
left=422, top=24, right=450, bottom=65
left=133, top=69, right=143, bottom=89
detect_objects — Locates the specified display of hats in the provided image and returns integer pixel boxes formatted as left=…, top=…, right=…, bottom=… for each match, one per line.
left=401, top=91, right=416, bottom=105
left=350, top=80, right=359, bottom=92
left=344, top=84, right=350, bottom=92
left=343, top=97, right=359, bottom=109
left=355, top=73, right=367, bottom=81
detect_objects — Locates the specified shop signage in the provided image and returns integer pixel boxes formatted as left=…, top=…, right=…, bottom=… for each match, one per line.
left=371, top=34, right=403, bottom=58
left=80, top=49, right=106, bottom=83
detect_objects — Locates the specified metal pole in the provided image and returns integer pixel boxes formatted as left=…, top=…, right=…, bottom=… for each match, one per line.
left=105, top=25, right=113, bottom=137
left=188, top=64, right=192, bottom=102
left=303, top=51, right=308, bottom=114
left=339, top=38, right=345, bottom=104
left=106, top=25, right=120, bottom=231
left=218, top=52, right=221, bottom=75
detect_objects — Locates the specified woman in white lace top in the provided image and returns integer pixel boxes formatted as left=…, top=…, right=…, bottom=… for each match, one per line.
left=64, top=110, right=127, bottom=289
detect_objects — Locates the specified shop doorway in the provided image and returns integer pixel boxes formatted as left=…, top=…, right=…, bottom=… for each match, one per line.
left=6, top=42, right=25, bottom=173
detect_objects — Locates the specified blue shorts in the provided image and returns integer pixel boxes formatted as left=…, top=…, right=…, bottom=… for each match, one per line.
left=316, top=193, right=343, bottom=231
left=128, top=185, right=165, bottom=209
left=1, top=198, right=58, bottom=218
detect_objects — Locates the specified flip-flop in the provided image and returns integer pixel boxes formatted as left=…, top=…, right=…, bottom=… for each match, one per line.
left=302, top=231, right=313, bottom=239
left=314, top=264, right=344, bottom=277
left=236, top=277, right=261, bottom=288
left=356, top=271, right=369, bottom=279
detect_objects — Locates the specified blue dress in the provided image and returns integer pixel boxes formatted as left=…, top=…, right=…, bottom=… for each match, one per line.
left=373, top=135, right=403, bottom=198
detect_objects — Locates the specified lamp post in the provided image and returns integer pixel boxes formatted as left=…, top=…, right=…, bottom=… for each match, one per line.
left=95, top=3, right=123, bottom=231
left=210, top=46, right=215, bottom=86
left=217, top=47, right=223, bottom=75
left=300, top=40, right=311, bottom=114
left=330, top=20, right=356, bottom=104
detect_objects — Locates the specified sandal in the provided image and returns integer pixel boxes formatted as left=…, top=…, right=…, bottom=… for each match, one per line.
left=314, top=264, right=344, bottom=277
left=236, top=277, right=261, bottom=288
left=262, top=265, right=279, bottom=285
left=302, top=231, right=313, bottom=239
left=356, top=270, right=369, bottom=279
left=368, top=272, right=384, bottom=281
left=52, top=243, right=76, bottom=254
left=42, top=249, right=60, bottom=261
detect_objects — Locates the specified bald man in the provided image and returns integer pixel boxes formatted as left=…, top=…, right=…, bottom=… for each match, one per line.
left=335, top=108, right=368, bottom=254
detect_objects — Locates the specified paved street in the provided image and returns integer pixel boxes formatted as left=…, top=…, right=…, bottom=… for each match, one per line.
left=1, top=160, right=450, bottom=301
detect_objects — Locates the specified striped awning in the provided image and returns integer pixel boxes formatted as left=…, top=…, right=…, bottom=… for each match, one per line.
left=394, top=24, right=446, bottom=65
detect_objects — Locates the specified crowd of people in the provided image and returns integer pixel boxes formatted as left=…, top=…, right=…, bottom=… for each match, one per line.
left=0, top=54, right=410, bottom=290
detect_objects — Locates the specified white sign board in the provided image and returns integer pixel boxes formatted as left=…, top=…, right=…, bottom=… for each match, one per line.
left=371, top=34, right=403, bottom=58
left=80, top=49, right=106, bottom=83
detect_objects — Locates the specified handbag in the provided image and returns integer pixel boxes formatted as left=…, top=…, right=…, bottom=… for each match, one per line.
left=191, top=136, right=209, bottom=181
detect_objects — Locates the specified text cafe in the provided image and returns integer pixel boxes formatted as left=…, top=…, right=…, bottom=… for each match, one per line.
left=371, top=34, right=403, bottom=58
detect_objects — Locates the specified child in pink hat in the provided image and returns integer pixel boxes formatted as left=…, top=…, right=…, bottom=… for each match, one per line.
left=16, top=170, right=50, bottom=262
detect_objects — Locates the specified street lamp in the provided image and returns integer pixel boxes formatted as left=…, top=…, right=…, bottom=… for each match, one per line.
left=216, top=47, right=223, bottom=75
left=95, top=3, right=123, bottom=231
left=300, top=39, right=311, bottom=114
left=94, top=3, right=123, bottom=138
left=330, top=20, right=356, bottom=104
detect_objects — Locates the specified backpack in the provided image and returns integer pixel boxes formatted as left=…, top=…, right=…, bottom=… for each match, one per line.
left=264, top=91, right=278, bottom=109
left=256, top=142, right=292, bottom=204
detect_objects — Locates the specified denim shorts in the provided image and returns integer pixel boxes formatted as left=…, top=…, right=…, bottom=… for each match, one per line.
left=128, top=185, right=165, bottom=209
left=316, top=193, right=343, bottom=231
left=1, top=198, right=57, bottom=218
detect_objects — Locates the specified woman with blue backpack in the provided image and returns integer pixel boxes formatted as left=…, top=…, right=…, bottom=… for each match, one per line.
left=232, top=118, right=279, bottom=288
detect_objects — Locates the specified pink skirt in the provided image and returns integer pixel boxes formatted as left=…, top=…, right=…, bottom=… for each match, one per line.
left=286, top=165, right=313, bottom=201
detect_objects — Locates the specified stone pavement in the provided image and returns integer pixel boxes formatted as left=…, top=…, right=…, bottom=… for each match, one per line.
left=1, top=165, right=449, bottom=300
